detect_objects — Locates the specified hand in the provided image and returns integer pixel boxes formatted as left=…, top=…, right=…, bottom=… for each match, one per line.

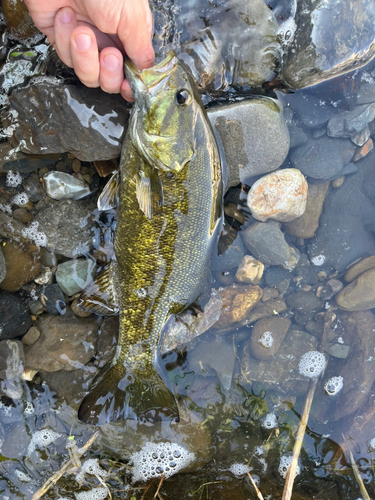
left=24, top=0, right=154, bottom=101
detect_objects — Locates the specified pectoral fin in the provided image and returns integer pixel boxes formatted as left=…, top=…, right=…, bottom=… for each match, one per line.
left=136, top=167, right=164, bottom=220
left=97, top=170, right=120, bottom=211
left=78, top=263, right=119, bottom=315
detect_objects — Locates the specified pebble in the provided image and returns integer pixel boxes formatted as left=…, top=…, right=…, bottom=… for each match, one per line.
left=70, top=298, right=92, bottom=318
left=235, top=255, right=264, bottom=284
left=241, top=221, right=292, bottom=266
left=283, top=182, right=329, bottom=239
left=213, top=284, right=263, bottom=328
left=0, top=340, right=25, bottom=380
left=0, top=245, right=7, bottom=284
left=72, top=159, right=81, bottom=173
left=43, top=171, right=91, bottom=201
left=357, top=82, right=375, bottom=105
left=12, top=208, right=34, bottom=224
left=0, top=242, right=41, bottom=292
left=325, top=343, right=350, bottom=359
left=55, top=258, right=97, bottom=296
left=336, top=268, right=375, bottom=311
left=327, top=103, right=375, bottom=138
left=93, top=159, right=119, bottom=177
left=283, top=92, right=335, bottom=129
left=22, top=174, right=45, bottom=202
left=28, top=299, right=44, bottom=316
left=286, top=290, right=323, bottom=326
left=288, top=124, right=308, bottom=149
left=353, top=138, right=373, bottom=161
left=344, top=256, right=375, bottom=282
left=245, top=299, right=287, bottom=327
left=351, top=124, right=370, bottom=146
left=0, top=292, right=32, bottom=339
left=249, top=317, right=291, bottom=360
left=41, top=284, right=67, bottom=315
left=34, top=267, right=53, bottom=286
left=22, top=326, right=41, bottom=346
left=331, top=176, right=345, bottom=188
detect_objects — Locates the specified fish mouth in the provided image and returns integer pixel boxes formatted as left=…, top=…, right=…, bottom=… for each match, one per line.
left=125, top=51, right=178, bottom=92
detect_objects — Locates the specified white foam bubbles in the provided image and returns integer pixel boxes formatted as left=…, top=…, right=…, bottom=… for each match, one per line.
left=324, top=376, right=343, bottom=396
left=311, top=254, right=326, bottom=266
left=258, top=331, right=273, bottom=348
left=279, top=455, right=300, bottom=479
left=130, top=442, right=195, bottom=483
left=76, top=459, right=109, bottom=484
left=12, top=192, right=29, bottom=206
left=368, top=437, right=375, bottom=451
left=228, top=463, right=252, bottom=477
left=75, top=488, right=108, bottom=500
left=21, top=221, right=47, bottom=247
left=6, top=170, right=22, bottom=187
left=261, top=413, right=278, bottom=429
left=299, top=351, right=325, bottom=378
left=27, top=429, right=62, bottom=456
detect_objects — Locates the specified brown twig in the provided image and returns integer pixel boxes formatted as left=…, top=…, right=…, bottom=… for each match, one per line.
left=342, top=434, right=370, bottom=500
left=153, top=473, right=166, bottom=499
left=247, top=472, right=265, bottom=500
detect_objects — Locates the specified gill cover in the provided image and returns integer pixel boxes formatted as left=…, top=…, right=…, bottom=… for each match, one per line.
left=125, top=51, right=196, bottom=173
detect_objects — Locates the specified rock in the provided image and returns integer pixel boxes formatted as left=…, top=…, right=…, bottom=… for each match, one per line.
left=247, top=168, right=308, bottom=223
left=12, top=208, right=33, bottom=224
left=357, top=82, right=375, bottom=105
left=2, top=0, right=41, bottom=41
left=286, top=290, right=323, bottom=326
left=0, top=292, right=32, bottom=340
left=22, top=327, right=40, bottom=346
left=70, top=298, right=93, bottom=318
left=283, top=182, right=329, bottom=239
left=22, top=173, right=45, bottom=202
left=213, top=284, right=262, bottom=328
left=351, top=124, right=370, bottom=146
left=40, top=284, right=67, bottom=316
left=344, top=256, right=375, bottom=282
left=288, top=124, right=308, bottom=149
left=264, top=266, right=290, bottom=286
left=209, top=98, right=289, bottom=188
left=353, top=138, right=374, bottom=161
left=249, top=317, right=291, bottom=360
left=211, top=233, right=245, bottom=272
left=55, top=258, right=97, bottom=296
left=279, top=0, right=375, bottom=89
left=33, top=199, right=97, bottom=258
left=325, top=343, right=350, bottom=359
left=235, top=255, right=264, bottom=285
left=0, top=246, right=7, bottom=284
left=93, top=159, right=119, bottom=178
left=40, top=366, right=96, bottom=406
left=2, top=83, right=129, bottom=161
left=28, top=299, right=44, bottom=316
left=327, top=103, right=375, bottom=138
left=241, top=221, right=291, bottom=266
left=24, top=310, right=101, bottom=372
left=283, top=92, right=335, bottom=129
left=0, top=210, right=26, bottom=240
left=43, top=171, right=91, bottom=201
left=290, top=137, right=355, bottom=180
left=336, top=268, right=375, bottom=311
left=96, top=316, right=118, bottom=367
left=0, top=242, right=41, bottom=292
left=0, top=340, right=25, bottom=379
left=245, top=298, right=287, bottom=325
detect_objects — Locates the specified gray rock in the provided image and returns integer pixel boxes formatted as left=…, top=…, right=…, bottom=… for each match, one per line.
left=290, top=136, right=355, bottom=180
left=327, top=103, right=375, bottom=138
left=351, top=124, right=370, bottom=146
left=0, top=340, right=25, bottom=379
left=279, top=0, right=375, bottom=89
left=34, top=199, right=97, bottom=258
left=325, top=343, right=350, bottom=359
left=241, top=221, right=291, bottom=266
left=1, top=82, right=129, bottom=162
left=288, top=124, right=308, bottom=149
left=43, top=171, right=90, bottom=201
left=357, top=82, right=375, bottom=105
left=286, top=290, right=323, bottom=326
left=56, top=258, right=97, bottom=296
left=208, top=98, right=290, bottom=188
left=0, top=246, right=6, bottom=284
left=211, top=233, right=245, bottom=272
left=0, top=292, right=32, bottom=339
left=283, top=92, right=335, bottom=129
left=0, top=141, right=60, bottom=174
left=22, top=173, right=45, bottom=202
left=249, top=317, right=291, bottom=360
left=41, top=284, right=67, bottom=316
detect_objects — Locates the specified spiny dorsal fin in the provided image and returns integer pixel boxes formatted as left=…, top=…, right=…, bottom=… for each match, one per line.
left=136, top=166, right=164, bottom=220
left=78, top=263, right=119, bottom=316
left=97, top=170, right=120, bottom=211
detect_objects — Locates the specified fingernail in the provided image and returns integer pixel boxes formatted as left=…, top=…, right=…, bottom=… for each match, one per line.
left=74, top=34, right=92, bottom=51
left=103, top=54, right=121, bottom=71
left=59, top=9, right=73, bottom=24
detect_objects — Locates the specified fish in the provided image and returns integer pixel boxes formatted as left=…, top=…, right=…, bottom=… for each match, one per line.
left=77, top=51, right=222, bottom=425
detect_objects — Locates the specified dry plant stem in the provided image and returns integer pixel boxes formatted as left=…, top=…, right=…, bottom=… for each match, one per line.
left=153, top=474, right=166, bottom=499
left=281, top=310, right=335, bottom=500
left=31, top=431, right=100, bottom=500
left=342, top=434, right=370, bottom=500
left=247, top=472, right=265, bottom=500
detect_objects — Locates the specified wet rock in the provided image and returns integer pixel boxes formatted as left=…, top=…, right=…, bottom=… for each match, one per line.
left=95, top=315, right=118, bottom=367
left=242, top=221, right=291, bottom=266
left=290, top=137, right=355, bottom=180
left=264, top=266, right=290, bottom=287
left=283, top=182, right=329, bottom=239
left=286, top=290, right=323, bottom=326
left=0, top=340, right=25, bottom=379
left=279, top=0, right=375, bottom=89
left=70, top=298, right=92, bottom=318
left=336, top=268, right=375, bottom=311
left=245, top=298, right=287, bottom=325
left=161, top=290, right=223, bottom=354
left=28, top=298, right=44, bottom=316
left=40, top=366, right=96, bottom=406
left=93, top=159, right=119, bottom=178
left=0, top=242, right=41, bottom=292
left=211, top=233, right=245, bottom=272
left=0, top=246, right=6, bottom=284
left=352, top=138, right=374, bottom=161
left=12, top=208, right=33, bottom=224
left=3, top=0, right=41, bottom=41
left=41, top=284, right=66, bottom=316
left=24, top=310, right=100, bottom=372
left=43, top=171, right=91, bottom=201
left=249, top=317, right=291, bottom=361
left=33, top=199, right=97, bottom=258
left=213, top=284, right=262, bottom=328
left=0, top=292, right=32, bottom=339
left=22, top=326, right=40, bottom=346
left=351, top=124, right=370, bottom=147
left=209, top=98, right=289, bottom=188
left=327, top=103, right=375, bottom=138
left=2, top=83, right=129, bottom=161
left=357, top=82, right=375, bottom=105
left=0, top=211, right=26, bottom=240
left=344, top=256, right=375, bottom=282
left=288, top=124, right=308, bottom=149
left=283, top=92, right=335, bottom=129
left=235, top=255, right=264, bottom=285
left=55, top=258, right=97, bottom=296
left=22, top=173, right=45, bottom=202
left=247, top=168, right=307, bottom=223
left=325, top=343, right=350, bottom=359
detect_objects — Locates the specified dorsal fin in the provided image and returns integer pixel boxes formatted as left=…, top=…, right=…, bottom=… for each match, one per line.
left=78, top=263, right=119, bottom=316
left=97, top=170, right=120, bottom=211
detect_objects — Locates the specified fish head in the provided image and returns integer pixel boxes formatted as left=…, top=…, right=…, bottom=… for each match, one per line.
left=125, top=51, right=197, bottom=173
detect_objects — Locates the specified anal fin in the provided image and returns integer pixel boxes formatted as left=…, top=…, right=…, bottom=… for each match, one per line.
left=98, top=170, right=120, bottom=211
left=136, top=166, right=164, bottom=220
left=78, top=263, right=119, bottom=316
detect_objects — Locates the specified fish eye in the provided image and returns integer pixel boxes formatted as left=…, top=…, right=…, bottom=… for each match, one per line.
left=176, top=89, right=190, bottom=106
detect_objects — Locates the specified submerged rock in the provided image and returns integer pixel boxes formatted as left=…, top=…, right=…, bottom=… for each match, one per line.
left=55, top=258, right=97, bottom=296
left=336, top=268, right=375, bottom=311
left=43, top=171, right=91, bottom=201
left=327, top=103, right=375, bottom=138
left=0, top=246, right=7, bottom=284
left=213, top=284, right=263, bottom=328
left=235, top=255, right=264, bottom=285
left=41, top=284, right=67, bottom=316
left=241, top=221, right=291, bottom=266
left=0, top=242, right=41, bottom=292
left=249, top=317, right=291, bottom=361
left=0, top=340, right=25, bottom=380
left=0, top=292, right=32, bottom=340
left=344, top=255, right=375, bottom=283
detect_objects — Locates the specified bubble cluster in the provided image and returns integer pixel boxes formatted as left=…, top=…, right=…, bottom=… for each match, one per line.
left=261, top=413, right=278, bottom=429
left=12, top=192, right=29, bottom=206
left=324, top=376, right=343, bottom=396
left=311, top=254, right=326, bottom=266
left=0, top=203, right=12, bottom=214
left=368, top=437, right=375, bottom=451
left=228, top=463, right=252, bottom=477
left=278, top=455, right=300, bottom=479
left=130, top=442, right=195, bottom=483
left=6, top=170, right=22, bottom=187
left=27, top=429, right=62, bottom=456
left=21, top=221, right=47, bottom=247
left=76, top=459, right=109, bottom=484
left=299, top=351, right=325, bottom=378
left=75, top=488, right=108, bottom=500
left=258, top=331, right=273, bottom=348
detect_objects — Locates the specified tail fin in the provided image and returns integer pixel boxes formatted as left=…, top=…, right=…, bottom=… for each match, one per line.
left=78, top=363, right=179, bottom=425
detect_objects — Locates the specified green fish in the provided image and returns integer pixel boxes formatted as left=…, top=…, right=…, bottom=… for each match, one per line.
left=78, top=51, right=222, bottom=425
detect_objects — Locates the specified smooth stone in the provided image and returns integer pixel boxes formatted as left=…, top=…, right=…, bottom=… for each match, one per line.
left=336, top=268, right=375, bottom=311
left=0, top=242, right=41, bottom=292
left=249, top=317, right=291, bottom=360
left=28, top=299, right=44, bottom=316
left=33, top=199, right=97, bottom=258
left=357, top=82, right=375, bottom=105
left=40, top=366, right=96, bottom=406
left=43, top=171, right=91, bottom=201
left=22, top=173, right=45, bottom=202
left=247, top=168, right=308, bottom=222
left=0, top=246, right=6, bottom=284
left=351, top=124, right=370, bottom=146
left=325, top=343, right=350, bottom=359
left=288, top=124, right=308, bottom=149
left=235, top=255, right=264, bottom=285
left=0, top=292, right=32, bottom=339
left=279, top=0, right=375, bottom=89
left=283, top=182, right=329, bottom=239
left=70, top=298, right=93, bottom=318
left=245, top=299, right=287, bottom=326
left=0, top=211, right=26, bottom=240
left=324, top=161, right=358, bottom=182
left=12, top=208, right=34, bottom=224
left=242, top=221, right=291, bottom=266
left=208, top=98, right=290, bottom=188
left=211, top=233, right=245, bottom=272
left=22, top=326, right=41, bottom=346
left=287, top=290, right=323, bottom=326
left=290, top=136, right=355, bottom=180
left=264, top=266, right=290, bottom=286
left=283, top=92, right=335, bottom=129
left=55, top=258, right=97, bottom=296
left=327, top=103, right=375, bottom=138
left=41, top=284, right=67, bottom=316
left=344, top=256, right=375, bottom=282
left=213, top=284, right=263, bottom=328
left=24, top=310, right=100, bottom=372
left=0, top=340, right=25, bottom=379
left=0, top=141, right=60, bottom=174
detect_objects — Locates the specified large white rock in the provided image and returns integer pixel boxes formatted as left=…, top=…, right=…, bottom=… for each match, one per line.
left=43, top=171, right=90, bottom=201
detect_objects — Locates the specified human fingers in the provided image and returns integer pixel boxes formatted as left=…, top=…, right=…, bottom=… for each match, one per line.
left=54, top=7, right=77, bottom=68
left=71, top=25, right=100, bottom=88
left=99, top=47, right=124, bottom=94
left=121, top=79, right=134, bottom=102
